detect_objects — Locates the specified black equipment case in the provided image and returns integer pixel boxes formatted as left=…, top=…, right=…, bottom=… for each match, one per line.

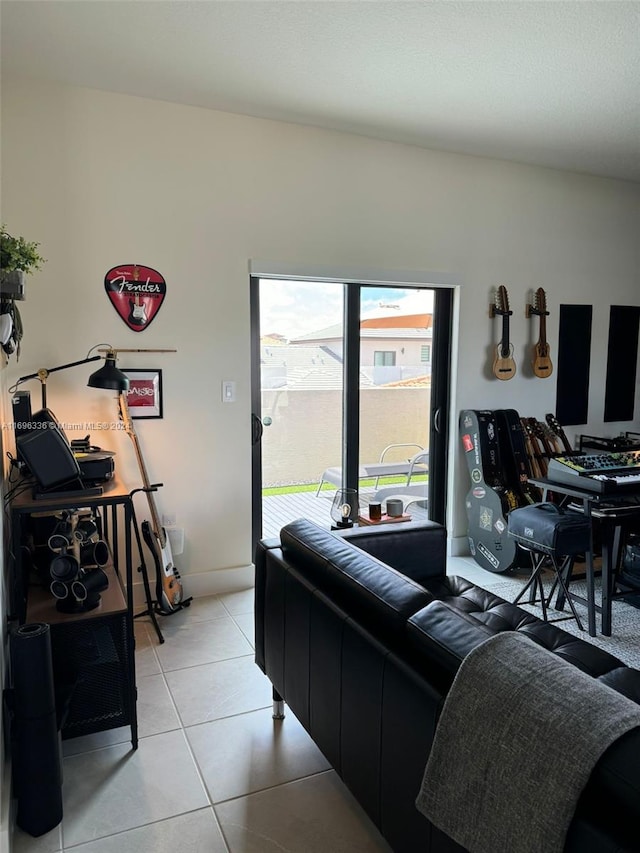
left=508, top=502, right=591, bottom=556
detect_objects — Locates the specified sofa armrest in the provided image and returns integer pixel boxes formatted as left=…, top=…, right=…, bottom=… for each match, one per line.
left=254, top=537, right=283, bottom=673
left=337, top=520, right=447, bottom=585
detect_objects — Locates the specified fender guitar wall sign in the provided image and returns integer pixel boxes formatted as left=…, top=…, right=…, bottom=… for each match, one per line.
left=104, top=264, right=166, bottom=332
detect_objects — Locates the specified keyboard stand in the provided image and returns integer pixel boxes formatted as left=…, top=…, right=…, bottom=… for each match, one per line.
left=529, top=478, right=640, bottom=636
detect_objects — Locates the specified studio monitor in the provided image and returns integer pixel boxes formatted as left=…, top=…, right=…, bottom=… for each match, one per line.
left=17, top=426, right=82, bottom=492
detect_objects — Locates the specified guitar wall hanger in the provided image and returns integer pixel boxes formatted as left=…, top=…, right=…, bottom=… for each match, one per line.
left=489, top=285, right=516, bottom=380
left=526, top=287, right=553, bottom=378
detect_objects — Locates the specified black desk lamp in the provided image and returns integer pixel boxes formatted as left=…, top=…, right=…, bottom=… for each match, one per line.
left=87, top=351, right=130, bottom=392
left=14, top=346, right=130, bottom=409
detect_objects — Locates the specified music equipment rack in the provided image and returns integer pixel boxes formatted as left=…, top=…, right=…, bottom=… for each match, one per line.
left=578, top=434, right=640, bottom=453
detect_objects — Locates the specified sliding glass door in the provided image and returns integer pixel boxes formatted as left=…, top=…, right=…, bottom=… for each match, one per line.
left=251, top=276, right=452, bottom=551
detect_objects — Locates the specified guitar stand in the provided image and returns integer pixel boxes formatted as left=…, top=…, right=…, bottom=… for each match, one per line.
left=130, top=487, right=193, bottom=637
left=129, top=493, right=165, bottom=644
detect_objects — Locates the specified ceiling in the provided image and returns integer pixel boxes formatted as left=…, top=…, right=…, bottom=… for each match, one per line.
left=2, top=1, right=639, bottom=182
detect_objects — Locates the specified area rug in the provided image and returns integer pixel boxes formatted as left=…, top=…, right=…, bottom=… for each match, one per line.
left=483, top=574, right=640, bottom=668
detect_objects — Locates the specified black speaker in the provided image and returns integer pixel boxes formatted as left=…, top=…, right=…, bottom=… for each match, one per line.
left=17, top=425, right=82, bottom=492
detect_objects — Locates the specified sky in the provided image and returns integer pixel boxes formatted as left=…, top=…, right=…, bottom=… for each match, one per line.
left=259, top=279, right=435, bottom=340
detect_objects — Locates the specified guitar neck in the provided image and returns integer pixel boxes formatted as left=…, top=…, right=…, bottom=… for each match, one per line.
left=501, top=314, right=510, bottom=357
left=119, top=392, right=166, bottom=547
left=538, top=313, right=547, bottom=349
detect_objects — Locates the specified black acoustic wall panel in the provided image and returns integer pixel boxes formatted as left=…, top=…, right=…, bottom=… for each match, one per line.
left=604, top=305, right=640, bottom=422
left=555, top=305, right=593, bottom=426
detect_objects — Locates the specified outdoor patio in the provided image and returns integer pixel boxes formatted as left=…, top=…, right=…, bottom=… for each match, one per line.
left=262, top=486, right=429, bottom=539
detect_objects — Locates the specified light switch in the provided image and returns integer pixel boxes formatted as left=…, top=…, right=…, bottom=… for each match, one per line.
left=222, top=380, right=236, bottom=403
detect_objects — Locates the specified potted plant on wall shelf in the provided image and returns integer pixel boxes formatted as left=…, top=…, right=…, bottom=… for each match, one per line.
left=0, top=224, right=46, bottom=300
left=0, top=224, right=47, bottom=358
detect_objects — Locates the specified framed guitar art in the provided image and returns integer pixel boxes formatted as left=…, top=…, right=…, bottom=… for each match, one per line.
left=122, top=369, right=163, bottom=419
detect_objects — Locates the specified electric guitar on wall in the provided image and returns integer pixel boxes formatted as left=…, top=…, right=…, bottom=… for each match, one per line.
left=127, top=265, right=148, bottom=327
left=527, top=288, right=553, bottom=378
left=118, top=392, right=185, bottom=613
left=490, top=286, right=516, bottom=380
left=128, top=293, right=148, bottom=326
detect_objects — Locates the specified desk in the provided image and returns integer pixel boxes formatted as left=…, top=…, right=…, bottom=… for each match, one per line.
left=10, top=478, right=138, bottom=747
left=530, top=478, right=640, bottom=637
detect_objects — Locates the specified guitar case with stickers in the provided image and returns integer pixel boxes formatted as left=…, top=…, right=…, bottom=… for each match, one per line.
left=460, top=410, right=522, bottom=573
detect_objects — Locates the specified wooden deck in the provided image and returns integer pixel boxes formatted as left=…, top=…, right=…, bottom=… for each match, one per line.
left=262, top=487, right=428, bottom=539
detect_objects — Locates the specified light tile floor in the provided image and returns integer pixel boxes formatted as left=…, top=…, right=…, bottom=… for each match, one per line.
left=13, top=556, right=498, bottom=853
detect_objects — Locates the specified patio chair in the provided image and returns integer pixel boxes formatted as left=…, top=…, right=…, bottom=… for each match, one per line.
left=315, top=445, right=428, bottom=496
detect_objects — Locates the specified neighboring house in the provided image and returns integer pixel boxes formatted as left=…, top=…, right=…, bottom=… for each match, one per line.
left=259, top=331, right=430, bottom=485
left=288, top=313, right=432, bottom=385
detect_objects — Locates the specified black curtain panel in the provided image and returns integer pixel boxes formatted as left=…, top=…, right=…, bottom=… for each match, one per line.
left=555, top=305, right=593, bottom=426
left=604, top=305, right=640, bottom=422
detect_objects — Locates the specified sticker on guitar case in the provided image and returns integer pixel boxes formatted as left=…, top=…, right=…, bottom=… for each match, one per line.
left=104, top=263, right=166, bottom=332
left=479, top=506, right=493, bottom=530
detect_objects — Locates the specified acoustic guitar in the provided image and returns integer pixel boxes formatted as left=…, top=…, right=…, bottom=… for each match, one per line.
left=545, top=413, right=573, bottom=455
left=526, top=288, right=553, bottom=378
left=531, top=418, right=556, bottom=458
left=490, top=286, right=516, bottom=380
left=494, top=409, right=541, bottom=504
left=520, top=417, right=545, bottom=479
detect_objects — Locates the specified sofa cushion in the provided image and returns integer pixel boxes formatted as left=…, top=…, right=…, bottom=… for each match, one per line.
left=280, top=519, right=433, bottom=634
left=406, top=578, right=627, bottom=682
left=407, top=600, right=496, bottom=679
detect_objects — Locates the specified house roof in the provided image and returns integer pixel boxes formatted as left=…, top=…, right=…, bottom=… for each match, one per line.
left=361, top=313, right=432, bottom=330
left=290, top=316, right=432, bottom=344
left=381, top=375, right=432, bottom=388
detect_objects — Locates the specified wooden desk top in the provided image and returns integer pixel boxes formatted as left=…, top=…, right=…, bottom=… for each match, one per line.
left=10, top=476, right=132, bottom=514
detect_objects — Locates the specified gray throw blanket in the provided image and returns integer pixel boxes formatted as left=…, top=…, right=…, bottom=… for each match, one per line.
left=416, top=631, right=640, bottom=853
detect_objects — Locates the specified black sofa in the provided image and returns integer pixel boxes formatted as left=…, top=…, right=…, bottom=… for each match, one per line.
left=254, top=518, right=640, bottom=853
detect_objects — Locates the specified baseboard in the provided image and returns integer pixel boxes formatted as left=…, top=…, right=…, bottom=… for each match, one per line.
left=129, top=564, right=254, bottom=609
left=449, top=535, right=471, bottom=558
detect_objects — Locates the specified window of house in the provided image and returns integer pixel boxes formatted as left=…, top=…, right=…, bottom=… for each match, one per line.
left=421, top=344, right=431, bottom=363
left=374, top=351, right=396, bottom=366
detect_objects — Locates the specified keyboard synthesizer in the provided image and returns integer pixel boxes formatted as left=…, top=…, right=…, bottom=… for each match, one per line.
left=547, top=451, right=640, bottom=495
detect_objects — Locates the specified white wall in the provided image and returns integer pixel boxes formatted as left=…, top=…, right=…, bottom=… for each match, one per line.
left=2, top=77, right=639, bottom=580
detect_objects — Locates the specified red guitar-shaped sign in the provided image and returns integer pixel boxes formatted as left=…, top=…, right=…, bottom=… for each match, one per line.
left=104, top=264, right=166, bottom=332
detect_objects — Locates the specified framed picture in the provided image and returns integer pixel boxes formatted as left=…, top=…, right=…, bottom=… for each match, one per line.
left=122, top=369, right=163, bottom=419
